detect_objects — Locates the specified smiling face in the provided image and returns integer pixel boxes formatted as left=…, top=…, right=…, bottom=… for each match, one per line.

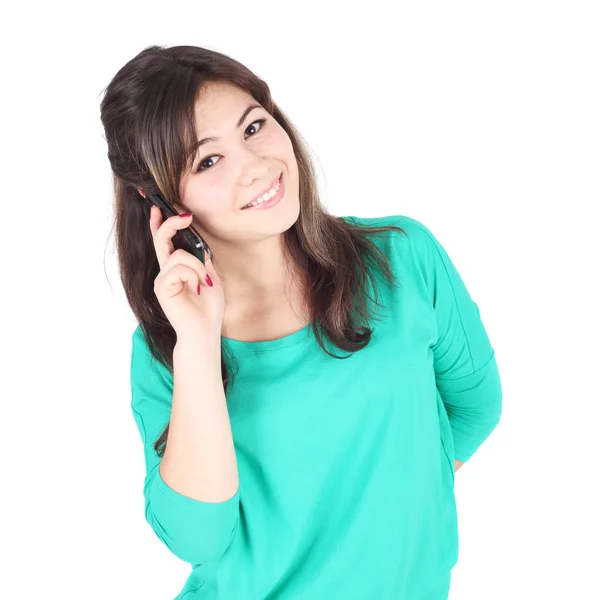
left=177, top=81, right=300, bottom=244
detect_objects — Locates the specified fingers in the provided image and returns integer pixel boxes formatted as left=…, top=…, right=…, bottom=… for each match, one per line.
left=160, top=248, right=207, bottom=290
left=148, top=205, right=161, bottom=237
left=202, top=248, right=222, bottom=286
left=149, top=206, right=194, bottom=270
left=154, top=262, right=200, bottom=300
left=203, top=246, right=215, bottom=274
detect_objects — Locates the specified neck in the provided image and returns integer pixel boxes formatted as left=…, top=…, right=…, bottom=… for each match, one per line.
left=212, top=234, right=303, bottom=304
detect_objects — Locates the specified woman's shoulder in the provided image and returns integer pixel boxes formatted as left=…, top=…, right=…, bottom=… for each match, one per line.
left=340, top=213, right=437, bottom=250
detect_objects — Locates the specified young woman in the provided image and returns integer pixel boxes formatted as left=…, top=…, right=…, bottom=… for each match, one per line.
left=100, top=44, right=502, bottom=600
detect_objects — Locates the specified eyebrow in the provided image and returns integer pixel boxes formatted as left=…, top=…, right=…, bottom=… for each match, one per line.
left=190, top=103, right=263, bottom=159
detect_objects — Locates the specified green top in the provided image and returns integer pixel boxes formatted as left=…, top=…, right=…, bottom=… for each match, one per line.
left=130, top=214, right=502, bottom=599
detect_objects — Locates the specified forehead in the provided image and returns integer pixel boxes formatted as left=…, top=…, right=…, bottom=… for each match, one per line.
left=194, top=82, right=256, bottom=123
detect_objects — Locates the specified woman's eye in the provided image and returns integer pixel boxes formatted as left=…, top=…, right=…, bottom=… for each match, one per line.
left=197, top=155, right=221, bottom=171
left=196, top=118, right=267, bottom=172
left=245, top=118, right=265, bottom=137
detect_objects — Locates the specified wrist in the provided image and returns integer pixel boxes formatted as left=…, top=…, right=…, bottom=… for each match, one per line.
left=175, top=330, right=222, bottom=354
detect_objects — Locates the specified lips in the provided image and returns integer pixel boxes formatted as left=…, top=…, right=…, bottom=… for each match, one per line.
left=243, top=173, right=282, bottom=209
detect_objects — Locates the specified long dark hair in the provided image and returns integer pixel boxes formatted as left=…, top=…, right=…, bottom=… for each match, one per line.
left=99, top=44, right=406, bottom=458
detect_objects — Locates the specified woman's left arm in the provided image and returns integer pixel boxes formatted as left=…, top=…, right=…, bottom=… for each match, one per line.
left=414, top=219, right=502, bottom=464
left=454, top=460, right=464, bottom=472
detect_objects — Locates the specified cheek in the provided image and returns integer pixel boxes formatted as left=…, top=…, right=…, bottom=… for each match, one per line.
left=265, top=122, right=293, bottom=152
left=185, top=178, right=230, bottom=214
left=203, top=190, right=233, bottom=214
left=270, top=130, right=296, bottom=164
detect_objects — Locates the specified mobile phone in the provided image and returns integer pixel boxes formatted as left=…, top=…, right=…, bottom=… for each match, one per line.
left=147, top=193, right=213, bottom=266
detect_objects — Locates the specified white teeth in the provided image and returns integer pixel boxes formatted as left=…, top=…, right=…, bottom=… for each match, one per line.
left=244, top=177, right=281, bottom=208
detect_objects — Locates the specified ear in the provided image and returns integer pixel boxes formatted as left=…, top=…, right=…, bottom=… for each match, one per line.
left=137, top=187, right=146, bottom=198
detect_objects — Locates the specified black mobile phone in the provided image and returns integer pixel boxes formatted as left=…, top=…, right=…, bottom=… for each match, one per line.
left=146, top=193, right=212, bottom=266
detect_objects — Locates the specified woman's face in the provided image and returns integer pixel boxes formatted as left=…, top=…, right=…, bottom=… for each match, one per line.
left=177, top=81, right=300, bottom=244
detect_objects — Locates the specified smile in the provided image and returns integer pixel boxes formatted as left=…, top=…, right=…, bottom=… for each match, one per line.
left=242, top=173, right=284, bottom=210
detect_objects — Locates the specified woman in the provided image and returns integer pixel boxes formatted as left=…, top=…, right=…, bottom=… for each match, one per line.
left=100, top=44, right=502, bottom=600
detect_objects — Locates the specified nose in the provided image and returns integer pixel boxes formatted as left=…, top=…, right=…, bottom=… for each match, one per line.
left=237, top=147, right=272, bottom=187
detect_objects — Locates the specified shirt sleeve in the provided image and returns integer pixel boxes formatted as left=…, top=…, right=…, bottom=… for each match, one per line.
left=130, top=326, right=240, bottom=564
left=408, top=217, right=503, bottom=463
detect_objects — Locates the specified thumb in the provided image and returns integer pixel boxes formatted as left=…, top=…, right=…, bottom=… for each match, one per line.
left=204, top=247, right=218, bottom=277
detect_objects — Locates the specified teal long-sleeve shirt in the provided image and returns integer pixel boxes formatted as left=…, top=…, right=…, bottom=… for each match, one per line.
left=130, top=214, right=502, bottom=599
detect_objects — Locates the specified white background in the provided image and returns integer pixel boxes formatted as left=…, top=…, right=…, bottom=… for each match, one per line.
left=2, top=1, right=599, bottom=598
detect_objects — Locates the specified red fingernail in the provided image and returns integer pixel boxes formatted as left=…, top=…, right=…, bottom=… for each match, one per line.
left=197, top=282, right=201, bottom=295
left=205, top=274, right=213, bottom=287
left=180, top=212, right=192, bottom=218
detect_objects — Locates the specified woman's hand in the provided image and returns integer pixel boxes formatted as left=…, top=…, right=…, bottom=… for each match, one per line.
left=149, top=206, right=225, bottom=340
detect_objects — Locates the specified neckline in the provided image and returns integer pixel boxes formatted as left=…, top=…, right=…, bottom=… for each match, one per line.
left=221, top=320, right=314, bottom=354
